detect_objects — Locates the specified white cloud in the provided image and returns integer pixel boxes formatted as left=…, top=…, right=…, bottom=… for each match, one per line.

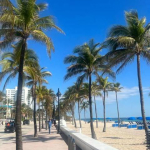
left=95, top=86, right=150, bottom=104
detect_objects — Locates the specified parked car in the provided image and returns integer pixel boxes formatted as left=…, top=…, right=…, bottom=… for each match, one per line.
left=4, top=121, right=15, bottom=133
left=23, top=119, right=30, bottom=125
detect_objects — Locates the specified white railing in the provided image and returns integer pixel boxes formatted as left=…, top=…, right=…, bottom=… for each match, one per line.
left=60, top=125, right=118, bottom=150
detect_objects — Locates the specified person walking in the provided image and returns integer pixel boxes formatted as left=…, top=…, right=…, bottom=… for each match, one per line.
left=48, top=119, right=52, bottom=134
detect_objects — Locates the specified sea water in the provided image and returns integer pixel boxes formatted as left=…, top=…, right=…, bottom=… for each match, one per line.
left=81, top=118, right=141, bottom=122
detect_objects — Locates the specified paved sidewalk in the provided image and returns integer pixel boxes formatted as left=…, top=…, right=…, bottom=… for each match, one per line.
left=1, top=126, right=68, bottom=150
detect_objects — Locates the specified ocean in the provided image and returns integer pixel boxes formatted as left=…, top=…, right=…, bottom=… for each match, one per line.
left=81, top=118, right=141, bottom=122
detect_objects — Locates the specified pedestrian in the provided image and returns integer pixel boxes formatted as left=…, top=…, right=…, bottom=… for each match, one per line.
left=48, top=119, right=52, bottom=134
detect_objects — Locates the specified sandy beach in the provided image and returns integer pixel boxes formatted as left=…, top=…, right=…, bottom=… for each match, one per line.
left=66, top=121, right=146, bottom=150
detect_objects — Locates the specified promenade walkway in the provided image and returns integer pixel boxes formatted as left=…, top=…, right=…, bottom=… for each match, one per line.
left=0, top=126, right=67, bottom=150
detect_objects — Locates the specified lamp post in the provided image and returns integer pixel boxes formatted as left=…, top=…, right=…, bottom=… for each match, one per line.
left=56, top=88, right=61, bottom=134
left=52, top=98, right=55, bottom=119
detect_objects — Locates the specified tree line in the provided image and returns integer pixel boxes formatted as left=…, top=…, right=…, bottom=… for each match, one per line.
left=63, top=10, right=150, bottom=147
left=0, top=1, right=63, bottom=150
left=0, top=0, right=150, bottom=149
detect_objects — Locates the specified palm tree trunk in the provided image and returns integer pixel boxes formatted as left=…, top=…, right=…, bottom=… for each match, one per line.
left=78, top=100, right=82, bottom=128
left=71, top=111, right=74, bottom=125
left=39, top=103, right=41, bottom=132
left=42, top=101, right=44, bottom=129
left=103, top=90, right=106, bottom=132
left=89, top=74, right=97, bottom=139
left=115, top=91, right=120, bottom=127
left=94, top=95, right=98, bottom=128
left=74, top=117, right=77, bottom=128
left=72, top=116, right=74, bottom=125
left=73, top=105, right=77, bottom=128
left=71, top=104, right=74, bottom=125
left=15, top=38, right=26, bottom=150
left=33, top=84, right=38, bottom=137
left=84, top=109, right=86, bottom=124
left=137, top=54, right=148, bottom=133
left=46, top=110, right=47, bottom=130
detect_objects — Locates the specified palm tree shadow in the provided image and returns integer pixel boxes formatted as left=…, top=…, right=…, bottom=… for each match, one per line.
left=1, top=131, right=64, bottom=144
left=103, top=137, right=123, bottom=139
left=23, top=134, right=62, bottom=143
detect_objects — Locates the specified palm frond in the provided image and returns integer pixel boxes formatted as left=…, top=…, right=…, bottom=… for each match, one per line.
left=31, top=30, right=54, bottom=57
left=3, top=69, right=18, bottom=91
left=108, top=25, right=130, bottom=37
left=64, top=55, right=78, bottom=64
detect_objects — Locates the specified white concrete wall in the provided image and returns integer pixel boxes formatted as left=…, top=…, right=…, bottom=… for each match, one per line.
left=60, top=126, right=118, bottom=150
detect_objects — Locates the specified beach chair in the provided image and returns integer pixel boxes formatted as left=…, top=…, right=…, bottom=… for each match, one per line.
left=137, top=125, right=144, bottom=130
left=119, top=123, right=128, bottom=127
left=127, top=124, right=137, bottom=129
left=112, top=123, right=119, bottom=127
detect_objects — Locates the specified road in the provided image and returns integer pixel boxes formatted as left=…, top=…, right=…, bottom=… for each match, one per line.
left=0, top=122, right=34, bottom=147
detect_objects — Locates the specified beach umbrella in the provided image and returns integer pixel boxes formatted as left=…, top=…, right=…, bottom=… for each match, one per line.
left=128, top=117, right=136, bottom=120
left=146, top=117, right=150, bottom=120
left=137, top=117, right=143, bottom=120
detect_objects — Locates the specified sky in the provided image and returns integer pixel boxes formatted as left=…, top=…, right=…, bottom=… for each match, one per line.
left=1, top=0, right=150, bottom=118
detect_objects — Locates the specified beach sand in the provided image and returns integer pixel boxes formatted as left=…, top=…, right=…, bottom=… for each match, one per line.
left=66, top=121, right=146, bottom=150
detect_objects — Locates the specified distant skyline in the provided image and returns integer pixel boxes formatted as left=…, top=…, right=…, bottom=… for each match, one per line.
left=1, top=0, right=150, bottom=118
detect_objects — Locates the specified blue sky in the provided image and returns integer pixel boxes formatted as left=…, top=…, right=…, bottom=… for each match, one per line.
left=1, top=0, right=150, bottom=118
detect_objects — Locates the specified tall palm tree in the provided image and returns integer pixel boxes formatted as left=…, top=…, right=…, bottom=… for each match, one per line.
left=36, top=86, right=49, bottom=130
left=112, top=83, right=123, bottom=126
left=44, top=90, right=53, bottom=130
left=26, top=67, right=51, bottom=136
left=104, top=10, right=150, bottom=135
left=64, top=39, right=115, bottom=139
left=96, top=76, right=112, bottom=132
left=80, top=101, right=89, bottom=123
left=92, top=82, right=101, bottom=128
left=0, top=1, right=63, bottom=149
left=83, top=82, right=101, bottom=128
left=72, top=82, right=83, bottom=128
left=63, top=87, right=77, bottom=127
left=26, top=67, right=39, bottom=137
left=48, top=89, right=56, bottom=120
left=36, top=86, right=42, bottom=132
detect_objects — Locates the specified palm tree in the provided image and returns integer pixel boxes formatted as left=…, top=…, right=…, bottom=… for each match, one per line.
left=44, top=93, right=53, bottom=130
left=0, top=1, right=63, bottom=149
left=92, top=82, right=101, bottom=128
left=112, top=83, right=123, bottom=126
left=80, top=101, right=89, bottom=123
left=48, top=89, right=56, bottom=120
left=36, top=86, right=49, bottom=131
left=21, top=103, right=27, bottom=120
left=26, top=67, right=51, bottom=136
left=63, top=87, right=77, bottom=127
left=72, top=82, right=83, bottom=128
left=36, top=86, right=42, bottom=132
left=96, top=76, right=112, bottom=132
left=64, top=39, right=115, bottom=139
left=104, top=10, right=150, bottom=135
left=83, top=82, right=101, bottom=128
left=21, top=103, right=32, bottom=120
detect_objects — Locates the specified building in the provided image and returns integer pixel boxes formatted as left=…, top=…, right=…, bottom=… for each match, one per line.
left=6, top=87, right=33, bottom=108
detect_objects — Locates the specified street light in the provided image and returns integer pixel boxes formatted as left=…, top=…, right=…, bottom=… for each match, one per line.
left=56, top=88, right=61, bottom=134
left=52, top=98, right=55, bottom=119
